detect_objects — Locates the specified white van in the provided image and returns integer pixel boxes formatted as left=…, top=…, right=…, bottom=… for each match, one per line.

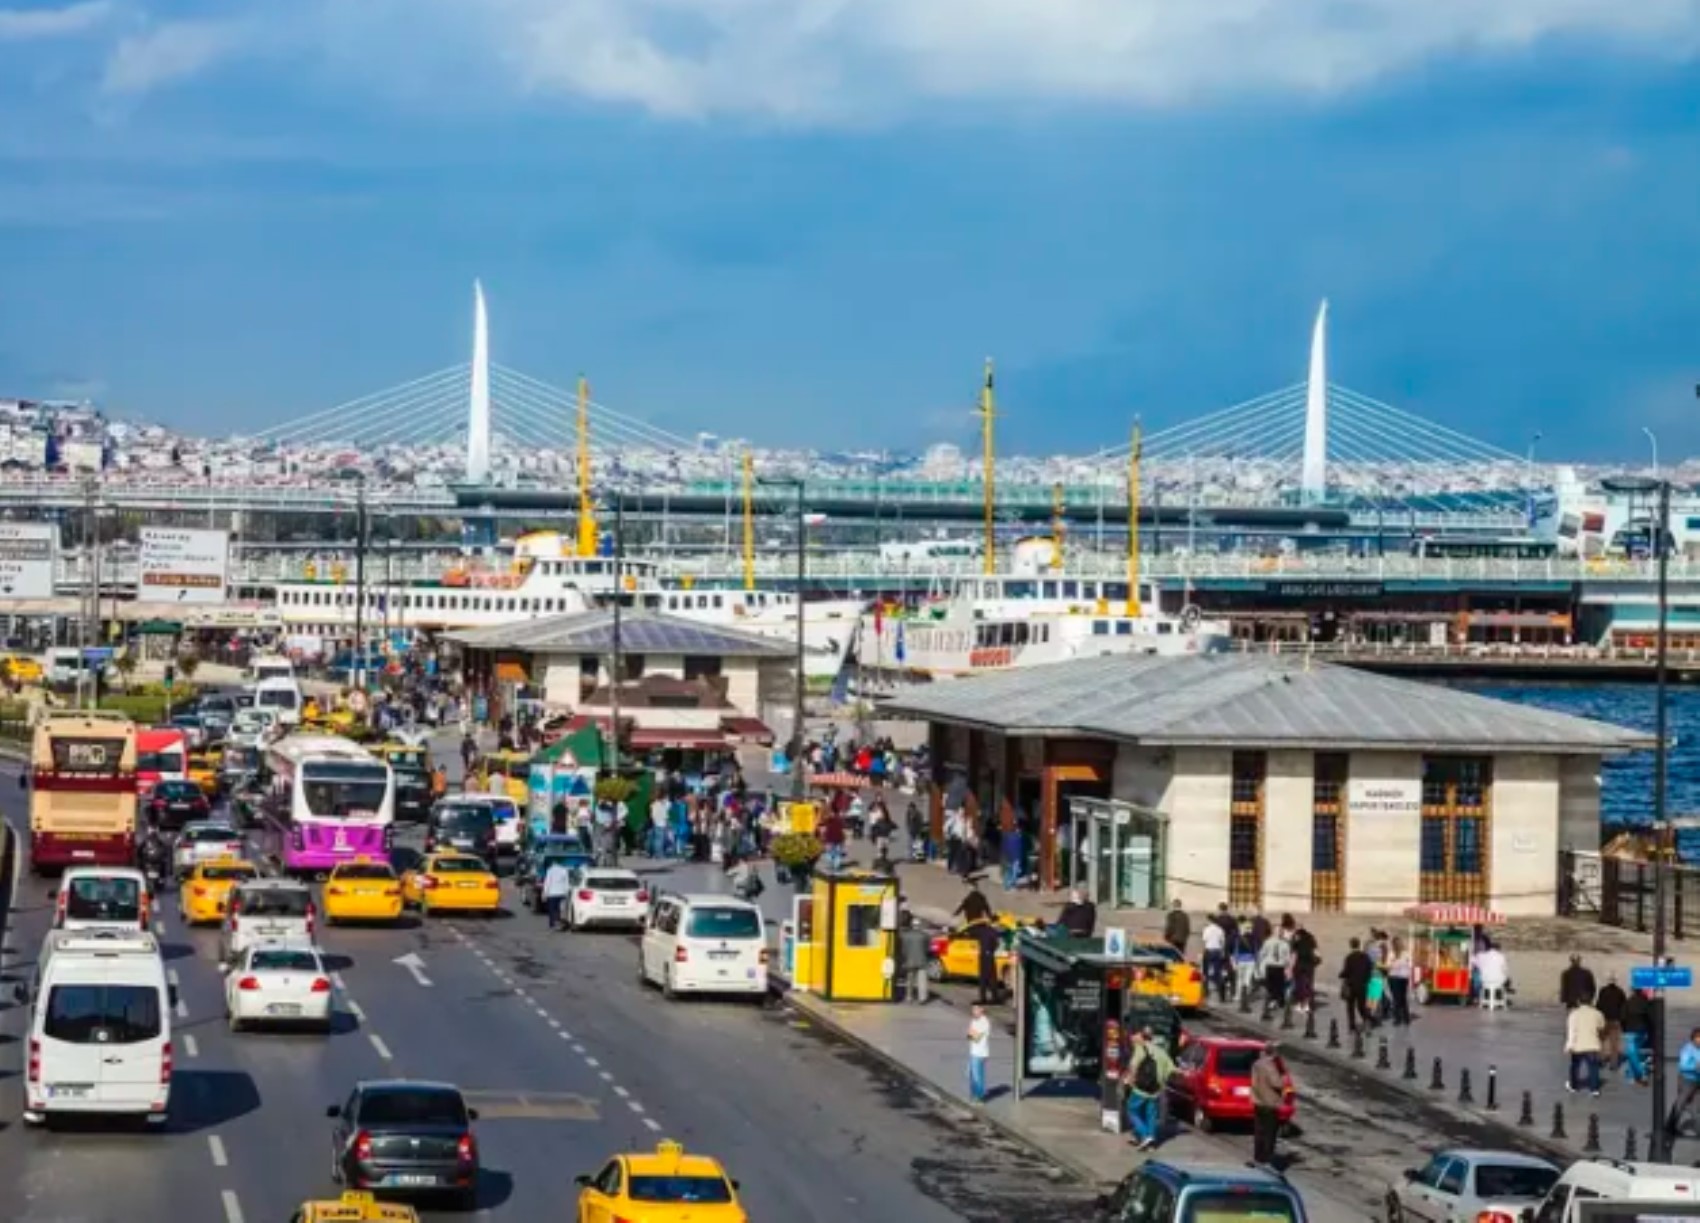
left=53, top=866, right=153, bottom=933
left=252, top=677, right=304, bottom=727
left=639, top=893, right=768, bottom=999
left=18, top=929, right=174, bottom=1126
left=245, top=655, right=295, bottom=687
left=1529, top=1158, right=1700, bottom=1221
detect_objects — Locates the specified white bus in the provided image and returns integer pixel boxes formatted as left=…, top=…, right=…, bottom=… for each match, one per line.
left=259, top=735, right=393, bottom=875
left=252, top=677, right=304, bottom=727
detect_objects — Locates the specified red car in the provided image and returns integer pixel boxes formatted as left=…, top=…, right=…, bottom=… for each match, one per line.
left=1165, top=1036, right=1295, bottom=1132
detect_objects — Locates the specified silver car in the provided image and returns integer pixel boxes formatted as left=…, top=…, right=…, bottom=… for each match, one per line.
left=1387, top=1149, right=1559, bottom=1223
left=172, top=821, right=246, bottom=876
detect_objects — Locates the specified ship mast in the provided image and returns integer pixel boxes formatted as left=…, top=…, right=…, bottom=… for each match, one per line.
left=1051, top=482, right=1065, bottom=571
left=576, top=374, right=596, bottom=557
left=1127, top=420, right=1142, bottom=617
left=742, top=451, right=755, bottom=591
left=979, top=358, right=996, bottom=576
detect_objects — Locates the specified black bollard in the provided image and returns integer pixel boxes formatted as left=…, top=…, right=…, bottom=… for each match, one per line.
left=1429, top=1056, right=1445, bottom=1092
left=1376, top=1037, right=1390, bottom=1070
left=1327, top=1019, right=1341, bottom=1050
left=1518, top=1090, right=1535, bottom=1127
left=1584, top=1112, right=1602, bottom=1155
left=1402, top=1047, right=1418, bottom=1081
left=1551, top=1102, right=1567, bottom=1141
left=1486, top=1066, right=1499, bottom=1111
left=1625, top=1127, right=1639, bottom=1161
left=1351, top=1028, right=1366, bottom=1059
left=1303, top=1008, right=1318, bottom=1040
left=1457, top=1068, right=1474, bottom=1105
left=1280, top=1003, right=1294, bottom=1032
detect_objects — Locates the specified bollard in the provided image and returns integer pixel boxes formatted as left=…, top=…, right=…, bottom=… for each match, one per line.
left=1376, top=1037, right=1390, bottom=1071
left=1327, top=1019, right=1341, bottom=1050
left=1486, top=1066, right=1499, bottom=1111
left=1584, top=1112, right=1602, bottom=1155
left=1518, top=1090, right=1535, bottom=1127
left=1239, top=987, right=1253, bottom=1015
left=1551, top=1102, right=1568, bottom=1141
left=1625, top=1127, right=1639, bottom=1161
left=1457, top=1068, right=1474, bottom=1105
left=1402, top=1047, right=1418, bottom=1081
left=1429, top=1056, right=1445, bottom=1092
left=1303, top=1008, right=1317, bottom=1041
left=1280, top=1003, right=1294, bottom=1032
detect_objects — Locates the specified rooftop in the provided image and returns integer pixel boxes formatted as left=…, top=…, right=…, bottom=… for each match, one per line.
left=880, top=653, right=1652, bottom=755
left=444, top=608, right=792, bottom=659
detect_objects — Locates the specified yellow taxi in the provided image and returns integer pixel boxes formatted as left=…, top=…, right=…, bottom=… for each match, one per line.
left=323, top=857, right=405, bottom=924
left=401, top=853, right=501, bottom=915
left=290, top=1190, right=419, bottom=1223
left=1131, top=942, right=1207, bottom=1011
left=1, top=654, right=43, bottom=685
left=178, top=858, right=260, bottom=925
left=187, top=751, right=221, bottom=798
left=926, top=915, right=1023, bottom=988
left=476, top=751, right=530, bottom=804
left=575, top=1139, right=747, bottom=1222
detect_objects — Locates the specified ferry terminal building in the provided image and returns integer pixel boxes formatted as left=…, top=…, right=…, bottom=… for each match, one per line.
left=884, top=654, right=1650, bottom=916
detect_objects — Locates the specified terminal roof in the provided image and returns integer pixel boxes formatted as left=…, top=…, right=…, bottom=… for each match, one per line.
left=444, top=608, right=791, bottom=659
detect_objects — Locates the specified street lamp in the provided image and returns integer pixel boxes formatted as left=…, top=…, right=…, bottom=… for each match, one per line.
left=758, top=474, right=808, bottom=800
left=350, top=473, right=369, bottom=692
left=1603, top=472, right=1671, bottom=1160
left=608, top=490, right=626, bottom=777
left=1644, top=427, right=1660, bottom=477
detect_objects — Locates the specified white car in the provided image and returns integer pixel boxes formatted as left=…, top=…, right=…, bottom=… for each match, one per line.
left=53, top=866, right=152, bottom=933
left=173, top=821, right=245, bottom=876
left=227, top=709, right=280, bottom=749
left=223, top=941, right=333, bottom=1033
left=564, top=868, right=648, bottom=931
left=221, top=879, right=316, bottom=962
left=1387, top=1149, right=1558, bottom=1223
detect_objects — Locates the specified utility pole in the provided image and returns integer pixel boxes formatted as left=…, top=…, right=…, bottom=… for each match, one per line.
left=1652, top=475, right=1672, bottom=1162
left=353, top=476, right=368, bottom=691
left=979, top=358, right=996, bottom=576
left=79, top=477, right=94, bottom=710
left=609, top=492, right=623, bottom=776
left=791, top=480, right=805, bottom=799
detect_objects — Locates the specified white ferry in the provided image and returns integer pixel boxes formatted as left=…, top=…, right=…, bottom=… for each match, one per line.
left=271, top=532, right=863, bottom=680
left=854, top=538, right=1231, bottom=684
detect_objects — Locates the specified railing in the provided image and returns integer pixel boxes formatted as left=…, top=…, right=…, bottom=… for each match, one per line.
left=1561, top=850, right=1699, bottom=939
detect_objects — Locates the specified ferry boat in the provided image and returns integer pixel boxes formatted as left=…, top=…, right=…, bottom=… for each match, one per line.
left=853, top=538, right=1232, bottom=685
left=271, top=532, right=863, bottom=680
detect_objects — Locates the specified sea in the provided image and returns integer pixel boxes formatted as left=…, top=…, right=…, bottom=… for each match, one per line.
left=1462, top=682, right=1700, bottom=858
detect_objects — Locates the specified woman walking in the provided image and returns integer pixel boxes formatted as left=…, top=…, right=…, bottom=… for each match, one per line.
left=1387, top=936, right=1414, bottom=1026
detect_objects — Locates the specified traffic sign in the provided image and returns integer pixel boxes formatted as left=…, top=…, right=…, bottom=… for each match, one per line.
left=1630, top=965, right=1692, bottom=991
left=0, top=523, right=56, bottom=599
left=139, top=527, right=229, bottom=605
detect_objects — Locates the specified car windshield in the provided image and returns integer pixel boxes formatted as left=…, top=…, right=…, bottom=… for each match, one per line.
left=238, top=888, right=311, bottom=917
left=45, top=984, right=162, bottom=1044
left=183, top=826, right=238, bottom=842
left=685, top=907, right=762, bottom=940
left=251, top=948, right=319, bottom=972
left=1183, top=1192, right=1301, bottom=1222
left=437, top=807, right=494, bottom=833
left=585, top=875, right=641, bottom=892
left=154, top=780, right=199, bottom=799
left=203, top=865, right=256, bottom=882
left=139, top=750, right=185, bottom=774
left=1473, top=1165, right=1559, bottom=1200
left=64, top=876, right=141, bottom=920
left=302, top=764, right=388, bottom=817
left=334, top=864, right=395, bottom=881
left=629, top=1175, right=734, bottom=1204
left=434, top=857, right=488, bottom=874
left=257, top=689, right=298, bottom=709
left=1214, top=1048, right=1260, bottom=1076
left=359, top=1089, right=467, bottom=1128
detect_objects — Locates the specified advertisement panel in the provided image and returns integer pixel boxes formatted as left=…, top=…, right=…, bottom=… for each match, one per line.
left=139, top=527, right=229, bottom=605
left=0, top=522, right=55, bottom=599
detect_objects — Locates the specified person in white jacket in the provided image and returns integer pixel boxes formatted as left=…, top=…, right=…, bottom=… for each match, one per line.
left=1566, top=994, right=1606, bottom=1097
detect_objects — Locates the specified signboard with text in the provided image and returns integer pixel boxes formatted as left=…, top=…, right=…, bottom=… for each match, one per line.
left=1347, top=777, right=1422, bottom=819
left=139, top=527, right=229, bottom=605
left=0, top=522, right=55, bottom=599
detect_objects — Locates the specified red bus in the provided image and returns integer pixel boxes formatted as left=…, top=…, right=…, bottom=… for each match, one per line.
left=28, top=711, right=140, bottom=872
left=136, top=727, right=187, bottom=799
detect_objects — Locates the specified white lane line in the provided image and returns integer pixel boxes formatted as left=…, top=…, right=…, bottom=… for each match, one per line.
left=584, top=1056, right=600, bottom=1069
left=533, top=1006, right=548, bottom=1018
left=369, top=1034, right=393, bottom=1061
left=547, top=1017, right=561, bottom=1028
left=347, top=999, right=366, bottom=1021
left=626, top=1100, right=645, bottom=1114
left=599, top=1071, right=614, bottom=1083
left=221, top=1188, right=245, bottom=1223
left=331, top=972, right=347, bottom=989
left=559, top=1032, right=572, bottom=1041
left=184, top=1034, right=200, bottom=1058
left=572, top=1044, right=585, bottom=1055
left=175, top=995, right=189, bottom=1020
left=208, top=1134, right=229, bottom=1167
left=514, top=988, right=528, bottom=1000
left=613, top=1085, right=630, bottom=1098
left=643, top=1118, right=663, bottom=1133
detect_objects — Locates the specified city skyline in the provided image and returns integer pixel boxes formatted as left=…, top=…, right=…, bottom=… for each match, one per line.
left=0, top=2, right=1697, bottom=458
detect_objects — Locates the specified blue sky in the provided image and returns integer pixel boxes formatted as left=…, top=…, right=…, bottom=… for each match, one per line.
left=1, top=1, right=1698, bottom=459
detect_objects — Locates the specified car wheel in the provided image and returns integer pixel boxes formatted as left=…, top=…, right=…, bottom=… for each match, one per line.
left=1384, top=1192, right=1402, bottom=1223
left=564, top=904, right=577, bottom=932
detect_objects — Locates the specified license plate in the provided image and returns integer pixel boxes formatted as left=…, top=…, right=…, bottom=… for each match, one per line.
left=255, top=924, right=288, bottom=935
left=709, top=950, right=737, bottom=960
left=48, top=1083, right=93, bottom=1098
left=267, top=1003, right=302, bottom=1016
left=387, top=1174, right=437, bottom=1187
left=1233, top=1085, right=1251, bottom=1097
left=604, top=897, right=627, bottom=905
left=458, top=881, right=484, bottom=889
left=357, top=889, right=384, bottom=896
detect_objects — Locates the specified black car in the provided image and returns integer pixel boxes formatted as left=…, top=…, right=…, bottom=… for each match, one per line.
left=394, top=768, right=433, bottom=824
left=328, top=1080, right=480, bottom=1208
left=424, top=802, right=497, bottom=866
left=149, top=779, right=211, bottom=831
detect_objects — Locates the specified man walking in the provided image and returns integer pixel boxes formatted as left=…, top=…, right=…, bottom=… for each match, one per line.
left=1122, top=1028, right=1173, bottom=1151
left=1163, top=899, right=1191, bottom=956
left=1339, top=938, right=1375, bottom=1032
left=1596, top=973, right=1627, bottom=1070
left=1622, top=987, right=1653, bottom=1085
left=1666, top=1028, right=1700, bottom=1139
left=971, top=919, right=1003, bottom=1005
left=1565, top=991, right=1605, bottom=1097
left=1561, top=954, right=1597, bottom=1009
left=1201, top=915, right=1227, bottom=1003
left=541, top=856, right=573, bottom=931
left=1251, top=1042, right=1287, bottom=1167
left=966, top=1004, right=991, bottom=1104
left=898, top=911, right=932, bottom=1005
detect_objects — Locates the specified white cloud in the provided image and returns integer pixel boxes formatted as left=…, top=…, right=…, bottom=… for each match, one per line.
left=0, top=1, right=111, bottom=41
left=100, top=18, right=249, bottom=96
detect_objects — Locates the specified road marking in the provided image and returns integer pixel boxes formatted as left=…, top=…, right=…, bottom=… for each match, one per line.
left=208, top=1134, right=229, bottom=1167
left=221, top=1188, right=245, bottom=1223
left=627, top=1100, right=645, bottom=1114
left=331, top=972, right=347, bottom=989
left=547, top=1017, right=561, bottom=1028
left=184, top=1034, right=200, bottom=1058
left=572, top=1044, right=585, bottom=1055
left=175, top=995, right=189, bottom=1020
left=584, top=1056, right=600, bottom=1069
left=613, top=1085, right=629, bottom=1098
left=643, top=1118, right=663, bottom=1133
left=369, top=1034, right=393, bottom=1061
left=393, top=952, right=433, bottom=988
left=167, top=968, right=181, bottom=986
left=533, top=1006, right=547, bottom=1018
left=347, top=999, right=366, bottom=1021
left=599, top=1071, right=613, bottom=1082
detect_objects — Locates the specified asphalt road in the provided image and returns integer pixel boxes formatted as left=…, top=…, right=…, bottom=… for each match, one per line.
left=0, top=767, right=1097, bottom=1223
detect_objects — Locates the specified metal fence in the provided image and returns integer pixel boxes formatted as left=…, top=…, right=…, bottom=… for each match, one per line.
left=1560, top=849, right=1700, bottom=940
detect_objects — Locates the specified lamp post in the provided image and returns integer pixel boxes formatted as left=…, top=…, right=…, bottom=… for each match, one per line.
left=352, top=474, right=369, bottom=692
left=609, top=491, right=624, bottom=776
left=758, top=474, right=808, bottom=800
left=1644, top=427, right=1660, bottom=477
left=1604, top=472, right=1671, bottom=1160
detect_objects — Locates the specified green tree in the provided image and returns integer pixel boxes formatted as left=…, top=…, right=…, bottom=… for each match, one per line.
left=112, top=651, right=138, bottom=693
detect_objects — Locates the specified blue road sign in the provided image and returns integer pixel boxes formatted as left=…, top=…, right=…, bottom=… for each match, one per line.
left=1630, top=965, right=1693, bottom=991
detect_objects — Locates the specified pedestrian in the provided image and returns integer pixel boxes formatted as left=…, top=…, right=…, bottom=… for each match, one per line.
left=1667, top=1028, right=1700, bottom=1139
left=1000, top=823, right=1024, bottom=890
left=1596, top=973, right=1627, bottom=1070
left=1122, top=1027, right=1173, bottom=1151
left=971, top=919, right=1003, bottom=1005
left=647, top=793, right=669, bottom=859
left=821, top=806, right=847, bottom=873
left=1386, top=936, right=1413, bottom=1026
left=1163, top=898, right=1191, bottom=956
left=1339, top=937, right=1375, bottom=1032
left=1565, top=992, right=1605, bottom=1097
left=1257, top=925, right=1292, bottom=1018
left=966, top=1003, right=991, bottom=1104
left=1622, top=987, right=1652, bottom=1086
left=1250, top=1041, right=1287, bottom=1167
left=954, top=880, right=994, bottom=924
left=1201, top=912, right=1228, bottom=1001
left=898, top=911, right=932, bottom=1004
left=1560, top=954, right=1597, bottom=1010
left=541, top=856, right=573, bottom=931
left=1290, top=922, right=1319, bottom=1014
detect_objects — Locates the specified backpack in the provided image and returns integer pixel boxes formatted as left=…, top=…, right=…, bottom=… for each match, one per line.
left=1133, top=1050, right=1160, bottom=1095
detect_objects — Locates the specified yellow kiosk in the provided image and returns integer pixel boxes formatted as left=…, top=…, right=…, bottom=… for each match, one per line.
left=802, top=869, right=900, bottom=1002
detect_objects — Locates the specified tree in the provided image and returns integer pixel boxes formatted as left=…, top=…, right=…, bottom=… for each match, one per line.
left=112, top=651, right=138, bottom=693
left=175, top=652, right=201, bottom=685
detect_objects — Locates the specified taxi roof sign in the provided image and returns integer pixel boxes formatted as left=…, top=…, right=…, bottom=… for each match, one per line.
left=296, top=1189, right=420, bottom=1220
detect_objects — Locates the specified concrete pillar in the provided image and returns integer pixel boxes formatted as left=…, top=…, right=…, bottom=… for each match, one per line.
left=1263, top=750, right=1314, bottom=913
left=1166, top=748, right=1233, bottom=911
left=1490, top=753, right=1561, bottom=917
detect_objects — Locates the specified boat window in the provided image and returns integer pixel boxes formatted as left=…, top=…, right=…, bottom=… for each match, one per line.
left=1014, top=623, right=1029, bottom=645
left=698, top=595, right=710, bottom=609
left=1062, top=581, right=1080, bottom=598
left=1158, top=622, right=1173, bottom=634
left=1093, top=620, right=1109, bottom=636
left=587, top=561, right=605, bottom=575
left=1116, top=622, right=1132, bottom=636
left=1140, top=584, right=1155, bottom=604
left=1041, top=582, right=1058, bottom=599
left=713, top=595, right=724, bottom=609
left=1103, top=582, right=1129, bottom=601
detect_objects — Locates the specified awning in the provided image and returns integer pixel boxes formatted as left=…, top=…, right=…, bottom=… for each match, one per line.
left=628, top=729, right=734, bottom=751
left=495, top=662, right=528, bottom=684
left=1402, top=903, right=1506, bottom=926
left=721, top=716, right=774, bottom=744
left=811, top=771, right=871, bottom=789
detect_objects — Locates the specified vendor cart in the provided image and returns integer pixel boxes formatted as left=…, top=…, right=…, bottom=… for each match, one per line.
left=1403, top=902, right=1505, bottom=1005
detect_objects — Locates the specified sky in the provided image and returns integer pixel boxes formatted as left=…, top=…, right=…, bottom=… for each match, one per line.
left=0, top=1, right=1698, bottom=460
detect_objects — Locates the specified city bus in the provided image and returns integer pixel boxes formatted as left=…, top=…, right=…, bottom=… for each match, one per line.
left=136, top=727, right=187, bottom=799
left=27, top=711, right=139, bottom=872
left=259, top=734, right=393, bottom=875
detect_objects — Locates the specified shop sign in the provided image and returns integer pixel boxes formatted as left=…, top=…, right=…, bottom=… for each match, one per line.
left=1269, top=581, right=1384, bottom=598
left=1346, top=777, right=1422, bottom=818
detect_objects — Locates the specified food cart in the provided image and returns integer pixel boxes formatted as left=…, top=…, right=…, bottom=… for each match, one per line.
left=1403, top=902, right=1505, bottom=1005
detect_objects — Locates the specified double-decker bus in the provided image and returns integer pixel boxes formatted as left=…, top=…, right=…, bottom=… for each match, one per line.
left=258, top=734, right=393, bottom=875
left=27, top=711, right=139, bottom=872
left=136, top=727, right=187, bottom=799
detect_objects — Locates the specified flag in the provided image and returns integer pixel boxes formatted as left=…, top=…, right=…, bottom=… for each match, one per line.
left=873, top=601, right=884, bottom=636
left=895, top=622, right=906, bottom=664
